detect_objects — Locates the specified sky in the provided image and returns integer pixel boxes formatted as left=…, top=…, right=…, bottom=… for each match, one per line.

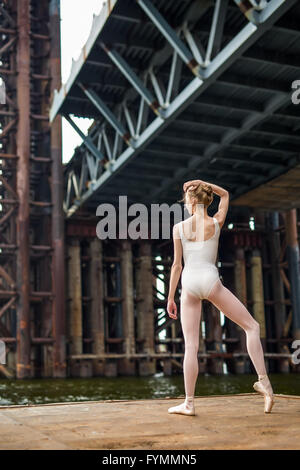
left=60, top=0, right=105, bottom=163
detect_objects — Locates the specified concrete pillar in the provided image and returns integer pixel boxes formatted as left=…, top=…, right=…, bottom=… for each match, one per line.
left=250, top=248, right=266, bottom=351
left=284, top=209, right=300, bottom=341
left=67, top=239, right=83, bottom=357
left=269, top=212, right=289, bottom=373
left=233, top=247, right=248, bottom=373
left=104, top=361, right=118, bottom=377
left=163, top=359, right=172, bottom=376
left=118, top=240, right=136, bottom=375
left=207, top=302, right=224, bottom=374
left=136, top=241, right=156, bottom=376
left=88, top=238, right=105, bottom=376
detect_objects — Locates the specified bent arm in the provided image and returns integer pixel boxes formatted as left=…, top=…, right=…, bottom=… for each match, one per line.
left=183, top=179, right=228, bottom=197
left=183, top=179, right=229, bottom=227
left=167, top=224, right=183, bottom=301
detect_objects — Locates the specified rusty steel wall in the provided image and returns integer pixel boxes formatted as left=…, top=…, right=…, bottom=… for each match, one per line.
left=0, top=0, right=65, bottom=378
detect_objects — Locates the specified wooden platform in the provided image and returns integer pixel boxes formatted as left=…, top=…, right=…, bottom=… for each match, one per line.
left=0, top=393, right=299, bottom=450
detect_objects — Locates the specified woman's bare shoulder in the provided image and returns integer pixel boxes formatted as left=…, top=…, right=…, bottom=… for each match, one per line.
left=174, top=221, right=183, bottom=230
left=214, top=213, right=225, bottom=229
left=173, top=222, right=182, bottom=239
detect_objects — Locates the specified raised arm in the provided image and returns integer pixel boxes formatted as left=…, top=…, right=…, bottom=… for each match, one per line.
left=183, top=179, right=229, bottom=228
left=167, top=223, right=183, bottom=319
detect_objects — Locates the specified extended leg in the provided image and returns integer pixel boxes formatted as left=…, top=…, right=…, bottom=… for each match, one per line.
left=207, top=279, right=267, bottom=376
left=168, top=288, right=202, bottom=416
left=207, top=279, right=274, bottom=412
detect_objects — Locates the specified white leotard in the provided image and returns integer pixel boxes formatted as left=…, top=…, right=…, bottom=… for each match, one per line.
left=178, top=215, right=221, bottom=299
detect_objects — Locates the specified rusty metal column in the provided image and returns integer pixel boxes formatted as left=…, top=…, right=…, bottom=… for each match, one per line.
left=16, top=0, right=31, bottom=378
left=67, top=239, right=83, bottom=357
left=284, top=209, right=300, bottom=340
left=49, top=0, right=66, bottom=377
left=119, top=240, right=136, bottom=375
left=88, top=238, right=105, bottom=376
left=233, top=247, right=248, bottom=373
left=269, top=212, right=289, bottom=372
left=136, top=240, right=156, bottom=376
left=250, top=248, right=267, bottom=351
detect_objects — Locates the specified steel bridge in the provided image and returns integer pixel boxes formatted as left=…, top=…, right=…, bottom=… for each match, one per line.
left=1, top=0, right=300, bottom=379
left=50, top=0, right=300, bottom=216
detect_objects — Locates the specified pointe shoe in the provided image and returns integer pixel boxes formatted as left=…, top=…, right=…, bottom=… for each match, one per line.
left=168, top=402, right=195, bottom=416
left=253, top=375, right=274, bottom=414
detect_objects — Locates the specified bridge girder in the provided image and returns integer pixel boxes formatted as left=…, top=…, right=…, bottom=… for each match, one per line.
left=49, top=0, right=300, bottom=217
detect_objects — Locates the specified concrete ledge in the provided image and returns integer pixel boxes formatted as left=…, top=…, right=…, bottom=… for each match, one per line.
left=0, top=393, right=299, bottom=449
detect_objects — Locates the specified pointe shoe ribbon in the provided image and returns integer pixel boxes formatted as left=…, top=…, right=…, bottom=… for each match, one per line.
left=253, top=379, right=274, bottom=413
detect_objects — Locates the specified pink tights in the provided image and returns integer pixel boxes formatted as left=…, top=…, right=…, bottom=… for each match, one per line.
left=180, top=279, right=267, bottom=400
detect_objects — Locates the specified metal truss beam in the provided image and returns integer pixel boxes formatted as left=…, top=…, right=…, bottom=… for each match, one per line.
left=99, top=42, right=162, bottom=117
left=59, top=0, right=297, bottom=216
left=150, top=90, right=298, bottom=202
left=77, top=82, right=134, bottom=146
left=49, top=0, right=118, bottom=122
left=62, top=113, right=106, bottom=161
left=156, top=129, right=299, bottom=156
left=135, top=0, right=200, bottom=75
left=145, top=147, right=286, bottom=169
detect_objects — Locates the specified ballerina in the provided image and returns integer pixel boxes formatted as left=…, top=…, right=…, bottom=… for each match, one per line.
left=167, top=179, right=274, bottom=416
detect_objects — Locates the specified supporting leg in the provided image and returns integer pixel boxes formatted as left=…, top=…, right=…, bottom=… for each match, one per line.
left=168, top=288, right=202, bottom=416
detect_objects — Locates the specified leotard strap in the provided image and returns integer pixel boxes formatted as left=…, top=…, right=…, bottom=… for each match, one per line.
left=213, top=217, right=220, bottom=234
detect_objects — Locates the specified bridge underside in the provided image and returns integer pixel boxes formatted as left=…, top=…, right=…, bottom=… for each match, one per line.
left=50, top=0, right=300, bottom=217
left=2, top=0, right=300, bottom=380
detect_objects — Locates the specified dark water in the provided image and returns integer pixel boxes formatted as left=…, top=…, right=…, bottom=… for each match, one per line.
left=0, top=373, right=299, bottom=407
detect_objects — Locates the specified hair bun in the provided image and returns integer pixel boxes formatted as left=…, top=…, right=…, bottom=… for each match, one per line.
left=181, top=182, right=213, bottom=207
left=202, top=184, right=212, bottom=194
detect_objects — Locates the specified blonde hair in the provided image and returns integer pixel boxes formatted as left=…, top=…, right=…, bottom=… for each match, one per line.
left=178, top=182, right=213, bottom=207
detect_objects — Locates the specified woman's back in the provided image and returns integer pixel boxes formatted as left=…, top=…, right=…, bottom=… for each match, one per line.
left=179, top=215, right=220, bottom=268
